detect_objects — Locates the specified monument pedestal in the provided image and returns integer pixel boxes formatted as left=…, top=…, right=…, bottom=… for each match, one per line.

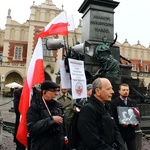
left=78, top=0, right=119, bottom=43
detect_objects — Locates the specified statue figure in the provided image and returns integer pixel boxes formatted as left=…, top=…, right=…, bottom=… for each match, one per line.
left=94, top=33, right=120, bottom=77
left=8, top=8, right=11, bottom=17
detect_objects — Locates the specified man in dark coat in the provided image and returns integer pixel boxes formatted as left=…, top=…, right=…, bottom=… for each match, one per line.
left=111, top=83, right=138, bottom=150
left=13, top=87, right=41, bottom=150
left=26, top=80, right=66, bottom=150
left=77, top=78, right=125, bottom=150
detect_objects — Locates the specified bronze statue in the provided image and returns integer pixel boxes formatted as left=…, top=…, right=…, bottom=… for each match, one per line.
left=94, top=33, right=120, bottom=77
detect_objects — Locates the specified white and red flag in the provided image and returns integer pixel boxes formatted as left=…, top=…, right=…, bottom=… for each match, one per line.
left=16, top=38, right=45, bottom=147
left=36, top=11, right=68, bottom=38
left=67, top=14, right=75, bottom=31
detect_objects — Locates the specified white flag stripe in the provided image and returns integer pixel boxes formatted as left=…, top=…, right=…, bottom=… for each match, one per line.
left=67, top=14, right=75, bottom=31
left=27, top=38, right=43, bottom=87
left=45, top=11, right=67, bottom=31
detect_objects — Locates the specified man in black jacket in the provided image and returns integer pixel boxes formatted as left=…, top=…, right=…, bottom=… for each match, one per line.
left=14, top=87, right=41, bottom=150
left=26, top=80, right=66, bottom=150
left=77, top=78, right=125, bottom=150
left=111, top=83, right=138, bottom=150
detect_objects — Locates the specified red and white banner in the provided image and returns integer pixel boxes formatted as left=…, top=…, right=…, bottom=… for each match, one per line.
left=36, top=11, right=68, bottom=38
left=16, top=38, right=45, bottom=147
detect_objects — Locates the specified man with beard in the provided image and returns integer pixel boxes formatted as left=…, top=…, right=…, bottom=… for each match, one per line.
left=111, top=83, right=138, bottom=150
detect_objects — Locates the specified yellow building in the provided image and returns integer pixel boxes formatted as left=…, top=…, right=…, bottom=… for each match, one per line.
left=116, top=40, right=150, bottom=87
left=0, top=0, right=150, bottom=95
left=0, top=0, right=82, bottom=94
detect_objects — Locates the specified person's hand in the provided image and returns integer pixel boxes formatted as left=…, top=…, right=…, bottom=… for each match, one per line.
left=53, top=116, right=63, bottom=124
left=131, top=124, right=137, bottom=127
left=121, top=123, right=128, bottom=127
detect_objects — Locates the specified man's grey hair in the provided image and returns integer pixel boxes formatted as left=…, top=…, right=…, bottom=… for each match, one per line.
left=92, top=78, right=102, bottom=94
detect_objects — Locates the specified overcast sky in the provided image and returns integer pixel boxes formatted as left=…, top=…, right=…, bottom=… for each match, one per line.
left=0, top=0, right=150, bottom=47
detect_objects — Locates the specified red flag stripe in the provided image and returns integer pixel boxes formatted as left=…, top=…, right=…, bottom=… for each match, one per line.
left=32, top=59, right=45, bottom=85
left=16, top=80, right=30, bottom=146
left=36, top=11, right=68, bottom=38
left=36, top=23, right=68, bottom=38
left=16, top=38, right=44, bottom=147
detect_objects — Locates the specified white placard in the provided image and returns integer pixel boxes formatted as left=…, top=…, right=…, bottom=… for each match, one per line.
left=68, top=58, right=87, bottom=99
left=59, top=60, right=71, bottom=89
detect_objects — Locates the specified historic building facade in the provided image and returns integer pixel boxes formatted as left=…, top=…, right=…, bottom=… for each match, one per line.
left=0, top=0, right=82, bottom=94
left=116, top=40, right=150, bottom=87
left=0, top=0, right=150, bottom=95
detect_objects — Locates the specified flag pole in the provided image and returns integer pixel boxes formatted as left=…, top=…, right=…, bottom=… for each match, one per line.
left=72, top=38, right=74, bottom=46
left=74, top=29, right=78, bottom=44
left=63, top=36, right=69, bottom=58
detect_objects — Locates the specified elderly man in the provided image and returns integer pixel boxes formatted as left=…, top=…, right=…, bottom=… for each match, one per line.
left=27, top=80, right=66, bottom=150
left=77, top=78, right=125, bottom=150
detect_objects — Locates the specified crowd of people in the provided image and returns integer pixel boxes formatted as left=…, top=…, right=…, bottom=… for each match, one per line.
left=13, top=78, right=140, bottom=150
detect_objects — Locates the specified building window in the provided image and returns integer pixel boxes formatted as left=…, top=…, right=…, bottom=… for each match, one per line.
left=14, top=46, right=23, bottom=60
left=0, top=52, right=2, bottom=62
left=132, top=64, right=136, bottom=71
left=43, top=38, right=51, bottom=56
left=144, top=65, right=148, bottom=72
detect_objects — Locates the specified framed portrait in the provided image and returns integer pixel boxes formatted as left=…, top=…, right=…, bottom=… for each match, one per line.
left=117, top=106, right=140, bottom=125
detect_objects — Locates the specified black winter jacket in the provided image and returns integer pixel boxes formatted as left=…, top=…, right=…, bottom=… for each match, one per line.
left=77, top=95, right=125, bottom=150
left=27, top=98, right=66, bottom=150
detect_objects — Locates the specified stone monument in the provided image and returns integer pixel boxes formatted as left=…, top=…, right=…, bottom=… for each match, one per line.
left=78, top=0, right=147, bottom=103
left=78, top=1, right=149, bottom=147
left=78, top=0, right=121, bottom=84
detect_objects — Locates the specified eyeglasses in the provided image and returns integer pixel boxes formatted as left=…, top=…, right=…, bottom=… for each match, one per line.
left=47, top=89, right=60, bottom=92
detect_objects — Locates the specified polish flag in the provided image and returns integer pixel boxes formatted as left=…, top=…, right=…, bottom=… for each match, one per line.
left=36, top=11, right=68, bottom=38
left=67, top=14, right=75, bottom=31
left=16, top=38, right=45, bottom=147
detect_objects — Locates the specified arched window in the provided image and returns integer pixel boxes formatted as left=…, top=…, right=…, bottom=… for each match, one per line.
left=10, top=28, right=15, bottom=40
left=20, top=29, right=25, bottom=41
left=35, top=10, right=40, bottom=21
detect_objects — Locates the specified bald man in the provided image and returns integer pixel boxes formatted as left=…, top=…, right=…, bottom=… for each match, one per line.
left=77, top=78, right=125, bottom=150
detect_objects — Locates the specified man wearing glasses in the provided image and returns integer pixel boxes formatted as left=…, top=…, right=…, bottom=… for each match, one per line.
left=27, top=80, right=66, bottom=150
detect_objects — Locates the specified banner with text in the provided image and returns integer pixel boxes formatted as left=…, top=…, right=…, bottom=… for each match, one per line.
left=68, top=58, right=87, bottom=99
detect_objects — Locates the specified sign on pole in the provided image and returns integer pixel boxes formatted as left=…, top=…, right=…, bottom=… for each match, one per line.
left=68, top=58, right=87, bottom=99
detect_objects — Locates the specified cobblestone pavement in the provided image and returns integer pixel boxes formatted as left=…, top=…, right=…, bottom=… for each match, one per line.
left=1, top=131, right=150, bottom=150
left=142, top=136, right=150, bottom=150
left=1, top=134, right=16, bottom=150
left=0, top=96, right=150, bottom=149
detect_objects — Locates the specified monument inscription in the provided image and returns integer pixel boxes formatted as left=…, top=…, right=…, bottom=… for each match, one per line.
left=90, top=11, right=114, bottom=42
